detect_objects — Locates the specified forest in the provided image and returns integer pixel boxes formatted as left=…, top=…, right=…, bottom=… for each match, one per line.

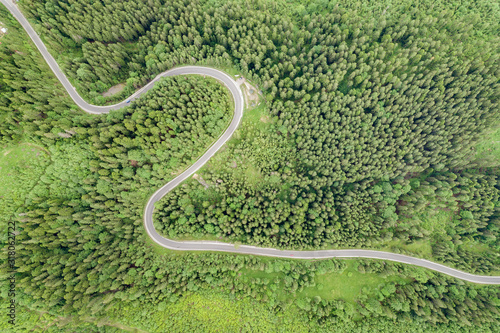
left=0, top=0, right=499, bottom=331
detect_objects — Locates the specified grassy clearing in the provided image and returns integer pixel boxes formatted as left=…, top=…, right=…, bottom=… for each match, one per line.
left=197, top=78, right=269, bottom=173
left=378, top=209, right=455, bottom=256
left=168, top=233, right=226, bottom=242
left=196, top=60, right=242, bottom=78
left=384, top=239, right=433, bottom=257
left=413, top=209, right=456, bottom=234
left=241, top=101, right=271, bottom=130
left=461, top=240, right=492, bottom=254
left=0, top=143, right=50, bottom=223
left=242, top=163, right=263, bottom=185
left=218, top=101, right=270, bottom=155
left=474, top=126, right=500, bottom=166
left=300, top=261, right=410, bottom=304
left=238, top=259, right=410, bottom=307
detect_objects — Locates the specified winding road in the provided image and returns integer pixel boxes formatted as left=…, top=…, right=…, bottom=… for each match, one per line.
left=3, top=0, right=500, bottom=284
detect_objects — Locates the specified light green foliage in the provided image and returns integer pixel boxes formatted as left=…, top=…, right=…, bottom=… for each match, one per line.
left=1, top=0, right=500, bottom=331
left=30, top=143, right=93, bottom=200
left=474, top=127, right=500, bottom=166
left=300, top=261, right=410, bottom=305
left=0, top=299, right=133, bottom=332
left=139, top=292, right=309, bottom=332
left=0, top=144, right=49, bottom=224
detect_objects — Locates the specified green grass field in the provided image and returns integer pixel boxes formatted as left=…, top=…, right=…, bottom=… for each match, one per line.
left=474, top=126, right=500, bottom=166
left=239, top=258, right=410, bottom=308
left=0, top=143, right=50, bottom=223
left=299, top=260, right=411, bottom=303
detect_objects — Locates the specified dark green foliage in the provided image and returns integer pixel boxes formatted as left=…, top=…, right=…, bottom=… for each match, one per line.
left=131, top=0, right=499, bottom=255
left=0, top=6, right=84, bottom=144
left=22, top=0, right=158, bottom=43
left=1, top=0, right=499, bottom=331
left=155, top=169, right=413, bottom=248
left=62, top=41, right=132, bottom=100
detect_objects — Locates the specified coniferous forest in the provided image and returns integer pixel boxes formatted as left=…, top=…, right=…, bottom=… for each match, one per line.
left=0, top=0, right=499, bottom=331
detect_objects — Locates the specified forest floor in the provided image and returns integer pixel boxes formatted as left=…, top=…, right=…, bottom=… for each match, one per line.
left=238, top=77, right=263, bottom=109
left=102, top=82, right=126, bottom=97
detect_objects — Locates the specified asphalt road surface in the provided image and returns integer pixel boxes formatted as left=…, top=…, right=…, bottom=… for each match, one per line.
left=3, top=0, right=500, bottom=284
